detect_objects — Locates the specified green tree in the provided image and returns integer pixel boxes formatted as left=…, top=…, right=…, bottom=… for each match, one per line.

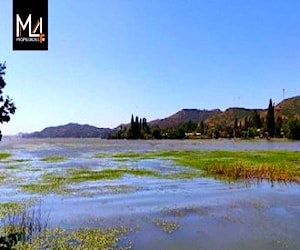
left=199, top=121, right=205, bottom=134
left=283, top=118, right=300, bottom=139
left=127, top=114, right=135, bottom=138
left=0, top=62, right=16, bottom=140
left=266, top=99, right=275, bottom=137
left=134, top=116, right=140, bottom=138
left=275, top=116, right=283, bottom=137
left=234, top=118, right=238, bottom=130
left=175, top=127, right=185, bottom=139
left=250, top=110, right=262, bottom=129
left=243, top=116, right=249, bottom=131
left=151, top=125, right=162, bottom=139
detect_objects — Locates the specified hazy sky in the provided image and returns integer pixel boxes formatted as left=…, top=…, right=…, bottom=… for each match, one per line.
left=0, top=0, right=299, bottom=134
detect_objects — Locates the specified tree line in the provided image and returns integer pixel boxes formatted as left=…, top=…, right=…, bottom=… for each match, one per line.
left=109, top=98, right=300, bottom=140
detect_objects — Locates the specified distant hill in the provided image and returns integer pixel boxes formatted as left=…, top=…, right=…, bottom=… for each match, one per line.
left=205, top=108, right=264, bottom=128
left=258, top=96, right=300, bottom=121
left=148, top=96, right=300, bottom=129
left=23, top=123, right=111, bottom=138
left=275, top=95, right=300, bottom=119
left=149, top=109, right=222, bottom=129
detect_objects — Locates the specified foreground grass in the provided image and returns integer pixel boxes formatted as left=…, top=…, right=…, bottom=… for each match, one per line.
left=111, top=150, right=300, bottom=183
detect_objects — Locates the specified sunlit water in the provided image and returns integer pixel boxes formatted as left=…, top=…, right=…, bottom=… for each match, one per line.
left=0, top=137, right=300, bottom=249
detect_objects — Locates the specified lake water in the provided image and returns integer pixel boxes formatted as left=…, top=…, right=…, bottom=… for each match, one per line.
left=0, top=138, right=300, bottom=249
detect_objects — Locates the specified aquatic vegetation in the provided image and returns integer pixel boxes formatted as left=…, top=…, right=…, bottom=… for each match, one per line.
left=0, top=152, right=11, bottom=160
left=112, top=150, right=300, bottom=183
left=13, top=159, right=30, bottom=163
left=15, top=226, right=130, bottom=250
left=0, top=199, right=47, bottom=249
left=41, top=155, right=66, bottom=163
left=112, top=150, right=175, bottom=160
left=0, top=171, right=5, bottom=183
left=162, top=170, right=202, bottom=179
left=112, top=151, right=145, bottom=159
left=5, top=165, right=20, bottom=170
left=0, top=201, right=23, bottom=220
left=162, top=206, right=208, bottom=217
left=67, top=168, right=160, bottom=183
left=20, top=167, right=160, bottom=194
left=1, top=199, right=129, bottom=250
left=94, top=152, right=109, bottom=158
left=153, top=218, right=180, bottom=233
left=21, top=173, right=67, bottom=194
left=180, top=151, right=300, bottom=183
left=1, top=159, right=30, bottom=165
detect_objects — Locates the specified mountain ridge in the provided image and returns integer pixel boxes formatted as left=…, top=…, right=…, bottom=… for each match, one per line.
left=22, top=123, right=111, bottom=138
left=21, top=95, right=300, bottom=138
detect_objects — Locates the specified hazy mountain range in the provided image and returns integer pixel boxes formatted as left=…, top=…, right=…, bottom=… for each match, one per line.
left=22, top=95, right=300, bottom=138
left=22, top=123, right=111, bottom=139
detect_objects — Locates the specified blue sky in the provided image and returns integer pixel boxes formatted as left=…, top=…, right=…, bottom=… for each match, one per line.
left=0, top=0, right=299, bottom=134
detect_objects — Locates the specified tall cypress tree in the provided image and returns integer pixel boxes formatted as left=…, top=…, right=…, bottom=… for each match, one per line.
left=254, top=110, right=262, bottom=129
left=266, top=99, right=275, bottom=137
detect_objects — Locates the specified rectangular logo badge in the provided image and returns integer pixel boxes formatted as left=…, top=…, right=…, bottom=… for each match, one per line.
left=13, top=0, right=48, bottom=50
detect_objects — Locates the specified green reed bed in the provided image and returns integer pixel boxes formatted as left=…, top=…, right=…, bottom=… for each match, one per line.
left=0, top=199, right=48, bottom=249
left=111, top=150, right=300, bottom=183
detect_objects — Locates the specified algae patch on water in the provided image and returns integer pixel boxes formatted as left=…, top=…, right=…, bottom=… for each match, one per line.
left=0, top=152, right=12, bottom=161
left=0, top=171, right=5, bottom=183
left=153, top=218, right=180, bottom=233
left=40, top=155, right=66, bottom=163
left=20, top=167, right=160, bottom=194
left=16, top=226, right=130, bottom=250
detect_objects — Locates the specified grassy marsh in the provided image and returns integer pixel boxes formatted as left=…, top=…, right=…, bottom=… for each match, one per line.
left=111, top=150, right=300, bottom=183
